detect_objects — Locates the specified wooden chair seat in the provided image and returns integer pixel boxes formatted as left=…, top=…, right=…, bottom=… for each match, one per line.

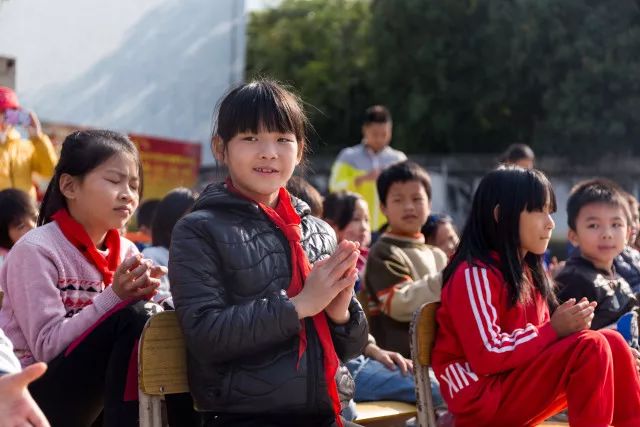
left=139, top=311, right=420, bottom=427
left=355, top=401, right=416, bottom=425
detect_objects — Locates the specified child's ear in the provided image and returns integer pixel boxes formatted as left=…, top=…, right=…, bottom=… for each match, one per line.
left=212, top=135, right=225, bottom=164
left=493, top=205, right=500, bottom=223
left=568, top=228, right=579, bottom=247
left=380, top=202, right=387, bottom=217
left=58, top=173, right=78, bottom=200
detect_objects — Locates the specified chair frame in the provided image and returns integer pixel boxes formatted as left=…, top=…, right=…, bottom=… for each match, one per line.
left=410, top=302, right=440, bottom=427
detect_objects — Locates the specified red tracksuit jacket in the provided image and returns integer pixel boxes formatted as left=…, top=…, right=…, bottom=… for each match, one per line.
left=431, top=261, right=558, bottom=423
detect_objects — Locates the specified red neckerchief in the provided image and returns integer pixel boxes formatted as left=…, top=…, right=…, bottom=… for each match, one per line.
left=225, top=178, right=343, bottom=427
left=52, top=208, right=121, bottom=286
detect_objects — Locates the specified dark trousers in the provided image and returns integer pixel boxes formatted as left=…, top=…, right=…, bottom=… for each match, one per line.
left=29, top=301, right=156, bottom=427
left=201, top=413, right=362, bottom=427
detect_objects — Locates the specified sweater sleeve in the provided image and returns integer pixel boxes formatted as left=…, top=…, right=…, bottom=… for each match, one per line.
left=2, top=242, right=123, bottom=363
left=366, top=244, right=442, bottom=322
left=447, top=265, right=557, bottom=375
left=169, top=216, right=302, bottom=364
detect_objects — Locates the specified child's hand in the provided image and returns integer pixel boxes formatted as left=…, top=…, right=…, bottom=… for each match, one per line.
left=325, top=285, right=355, bottom=324
left=354, top=169, right=380, bottom=187
left=112, top=255, right=160, bottom=300
left=149, top=264, right=167, bottom=279
left=364, top=343, right=413, bottom=375
left=551, top=297, right=597, bottom=338
left=0, top=362, right=50, bottom=427
left=291, top=241, right=359, bottom=319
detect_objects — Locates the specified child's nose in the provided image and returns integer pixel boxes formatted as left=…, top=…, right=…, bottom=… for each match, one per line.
left=259, top=142, right=278, bottom=158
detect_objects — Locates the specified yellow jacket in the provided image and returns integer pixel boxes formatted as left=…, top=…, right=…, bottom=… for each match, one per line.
left=329, top=143, right=406, bottom=230
left=0, top=128, right=58, bottom=198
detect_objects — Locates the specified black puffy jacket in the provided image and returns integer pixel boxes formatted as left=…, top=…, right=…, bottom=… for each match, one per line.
left=169, top=183, right=368, bottom=415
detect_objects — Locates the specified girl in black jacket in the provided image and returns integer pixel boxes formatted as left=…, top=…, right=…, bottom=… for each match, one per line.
left=169, top=80, right=368, bottom=427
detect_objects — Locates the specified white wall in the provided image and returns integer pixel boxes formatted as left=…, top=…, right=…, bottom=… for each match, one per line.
left=0, top=0, right=246, bottom=163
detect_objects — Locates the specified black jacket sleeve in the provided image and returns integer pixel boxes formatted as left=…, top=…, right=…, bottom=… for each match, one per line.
left=328, top=295, right=369, bottom=362
left=170, top=215, right=301, bottom=364
left=555, top=265, right=599, bottom=305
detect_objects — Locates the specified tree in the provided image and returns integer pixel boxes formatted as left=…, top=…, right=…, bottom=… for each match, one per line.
left=246, top=0, right=373, bottom=154
left=369, top=0, right=640, bottom=159
left=247, top=0, right=640, bottom=161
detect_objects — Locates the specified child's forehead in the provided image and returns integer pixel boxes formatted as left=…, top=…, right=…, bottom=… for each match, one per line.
left=577, top=201, right=627, bottom=221
left=388, top=179, right=427, bottom=194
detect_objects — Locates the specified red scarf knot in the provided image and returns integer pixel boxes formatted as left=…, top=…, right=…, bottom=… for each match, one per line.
left=52, top=208, right=120, bottom=286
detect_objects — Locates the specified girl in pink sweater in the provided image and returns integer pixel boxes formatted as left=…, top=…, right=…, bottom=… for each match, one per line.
left=0, top=130, right=165, bottom=427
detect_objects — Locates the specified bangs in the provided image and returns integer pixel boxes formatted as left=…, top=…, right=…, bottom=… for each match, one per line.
left=525, top=169, right=557, bottom=213
left=216, top=80, right=307, bottom=144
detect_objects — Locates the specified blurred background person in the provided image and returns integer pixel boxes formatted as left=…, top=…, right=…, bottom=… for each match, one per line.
left=0, top=87, right=57, bottom=199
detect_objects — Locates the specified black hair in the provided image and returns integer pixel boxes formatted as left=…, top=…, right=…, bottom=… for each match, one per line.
left=137, top=199, right=160, bottom=229
left=377, top=160, right=432, bottom=206
left=443, top=166, right=557, bottom=308
left=363, top=105, right=391, bottom=125
left=151, top=188, right=197, bottom=249
left=0, top=188, right=37, bottom=249
left=214, top=79, right=308, bottom=158
left=286, top=176, right=323, bottom=217
left=567, top=178, right=630, bottom=231
left=323, top=191, right=364, bottom=230
left=38, top=130, right=142, bottom=226
left=500, top=143, right=535, bottom=164
left=422, top=213, right=455, bottom=245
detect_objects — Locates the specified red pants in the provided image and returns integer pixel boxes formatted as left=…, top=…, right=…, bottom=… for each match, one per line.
left=459, top=329, right=640, bottom=427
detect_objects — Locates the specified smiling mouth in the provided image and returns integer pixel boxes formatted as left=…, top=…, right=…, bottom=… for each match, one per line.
left=254, top=167, right=279, bottom=174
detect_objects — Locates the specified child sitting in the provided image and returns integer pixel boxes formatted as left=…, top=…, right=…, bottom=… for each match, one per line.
left=323, top=191, right=371, bottom=292
left=0, top=188, right=37, bottom=266
left=365, top=161, right=446, bottom=358
left=433, top=166, right=640, bottom=426
left=170, top=80, right=367, bottom=427
left=555, top=179, right=639, bottom=344
left=0, top=130, right=165, bottom=426
left=422, top=214, right=459, bottom=259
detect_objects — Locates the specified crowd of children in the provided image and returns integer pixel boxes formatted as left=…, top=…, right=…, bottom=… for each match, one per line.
left=0, top=80, right=639, bottom=427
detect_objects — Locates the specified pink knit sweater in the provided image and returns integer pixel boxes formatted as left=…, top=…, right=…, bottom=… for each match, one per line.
left=0, top=222, right=138, bottom=366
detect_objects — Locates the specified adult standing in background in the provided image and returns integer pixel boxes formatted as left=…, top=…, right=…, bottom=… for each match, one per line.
left=499, top=142, right=535, bottom=169
left=0, top=87, right=58, bottom=199
left=329, top=105, right=406, bottom=231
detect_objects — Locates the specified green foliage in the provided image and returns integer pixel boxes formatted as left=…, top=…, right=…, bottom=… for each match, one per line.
left=246, top=0, right=640, bottom=160
left=246, top=0, right=373, bottom=153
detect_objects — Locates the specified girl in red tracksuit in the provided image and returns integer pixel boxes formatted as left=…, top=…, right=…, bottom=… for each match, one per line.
left=432, top=166, right=640, bottom=427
